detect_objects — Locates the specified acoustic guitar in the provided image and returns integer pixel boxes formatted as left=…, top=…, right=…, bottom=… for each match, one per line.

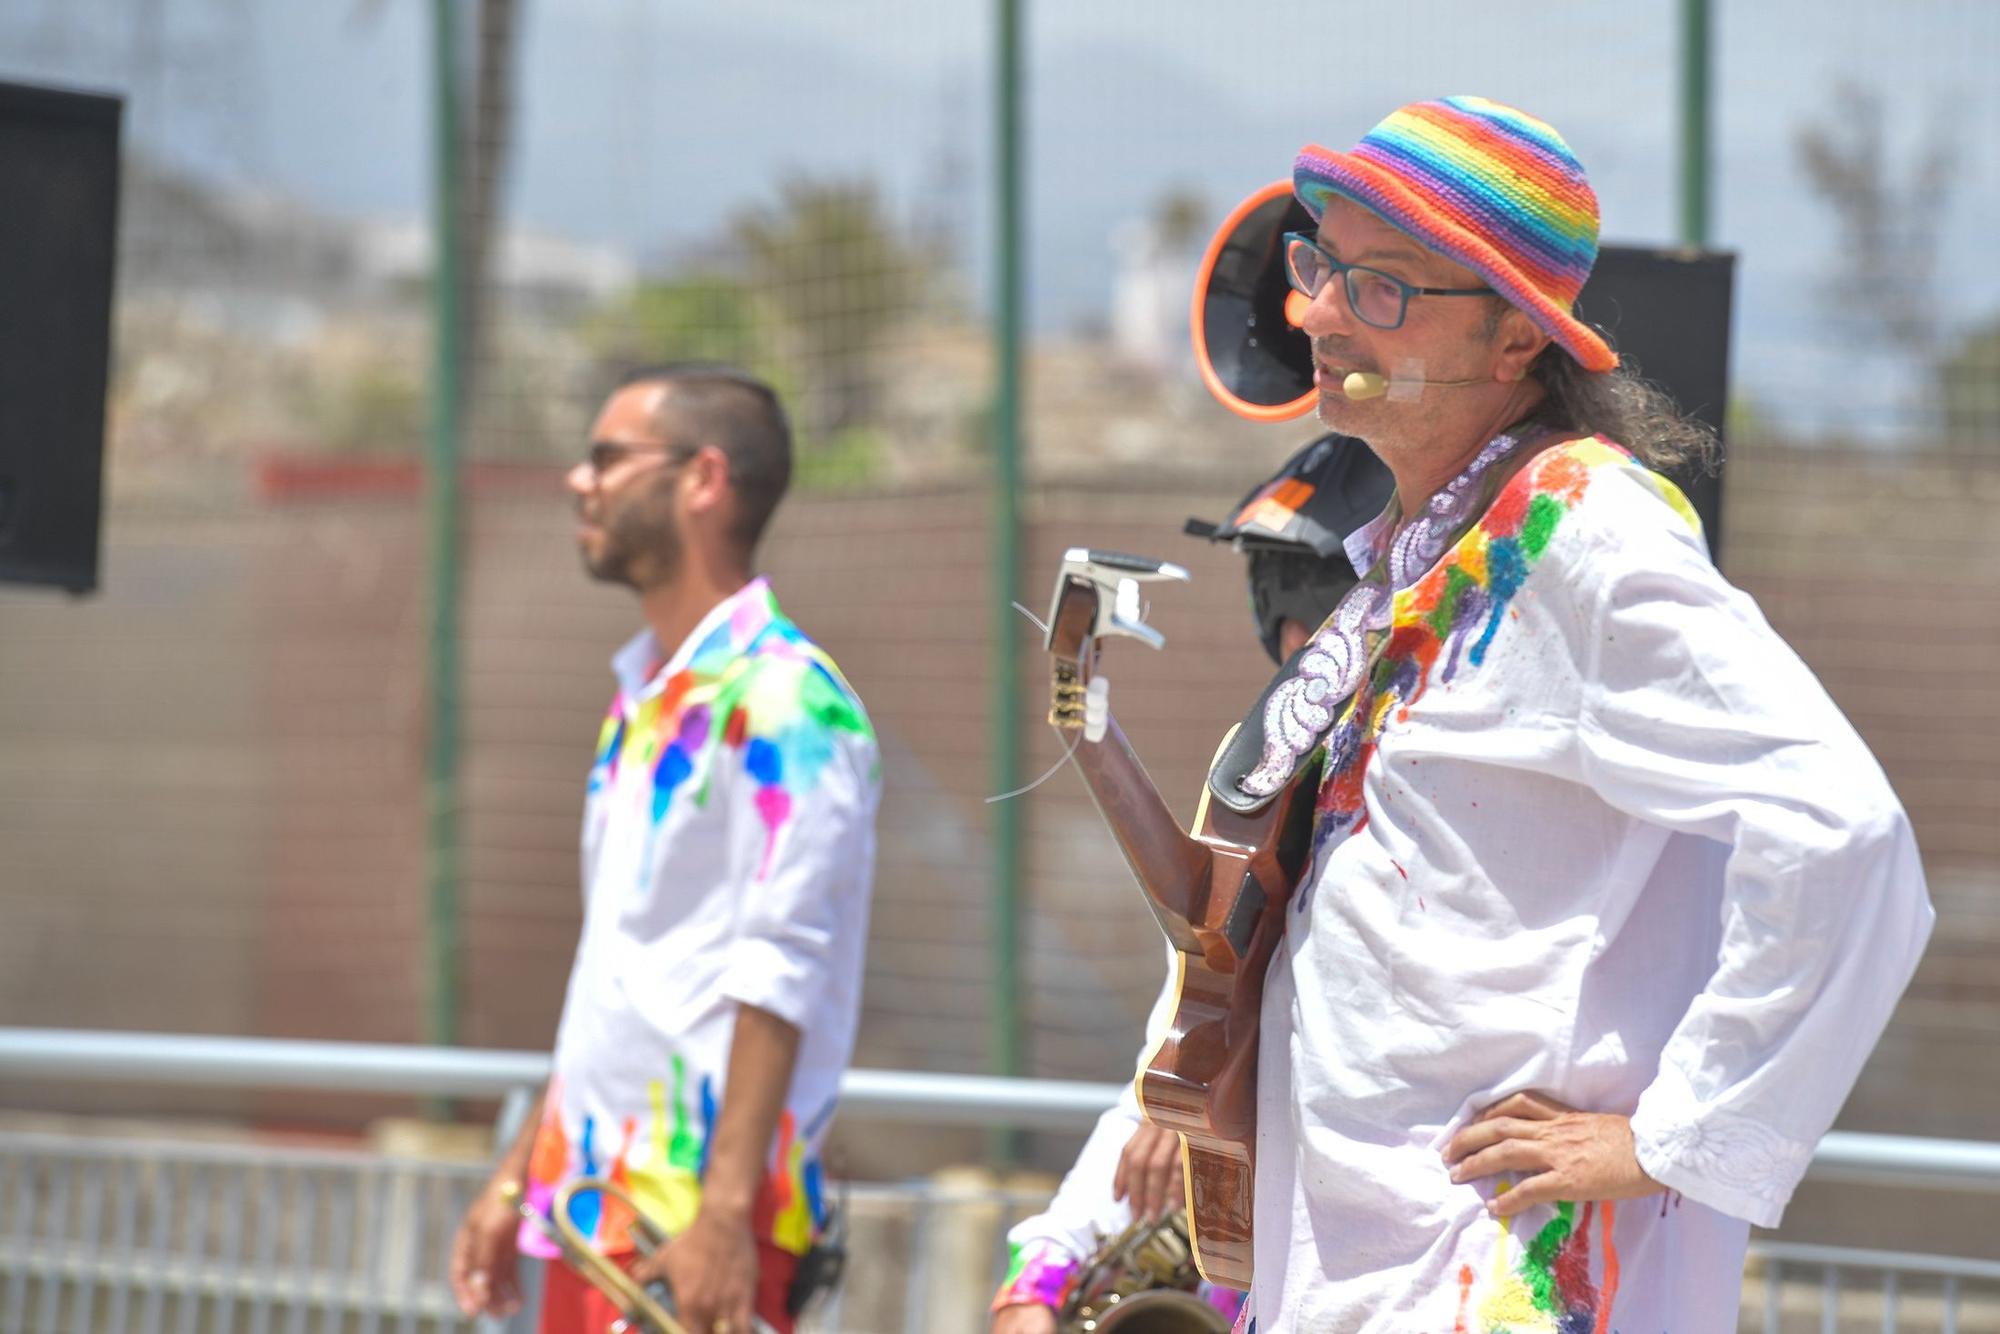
left=1041, top=549, right=1320, bottom=1289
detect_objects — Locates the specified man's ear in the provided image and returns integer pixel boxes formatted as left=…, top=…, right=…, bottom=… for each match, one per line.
left=683, top=443, right=732, bottom=512
left=1493, top=307, right=1551, bottom=383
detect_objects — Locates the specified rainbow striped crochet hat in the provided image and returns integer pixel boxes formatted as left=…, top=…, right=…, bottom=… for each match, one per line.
left=1293, top=96, right=1617, bottom=372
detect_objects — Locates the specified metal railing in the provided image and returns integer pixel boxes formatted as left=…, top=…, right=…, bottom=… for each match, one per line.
left=0, top=1028, right=1123, bottom=1132
left=4, top=1028, right=2000, bottom=1332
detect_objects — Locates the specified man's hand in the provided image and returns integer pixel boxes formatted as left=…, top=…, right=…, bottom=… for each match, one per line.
left=1111, top=1121, right=1185, bottom=1222
left=1442, top=1091, right=1663, bottom=1218
left=639, top=1204, right=758, bottom=1334
left=449, top=1177, right=525, bottom=1318
left=991, top=1302, right=1059, bottom=1334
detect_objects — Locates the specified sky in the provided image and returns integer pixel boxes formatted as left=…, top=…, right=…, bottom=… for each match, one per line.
left=4, top=0, right=1997, bottom=437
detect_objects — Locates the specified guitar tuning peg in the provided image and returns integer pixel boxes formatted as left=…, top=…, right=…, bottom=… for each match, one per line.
left=1084, top=675, right=1111, bottom=743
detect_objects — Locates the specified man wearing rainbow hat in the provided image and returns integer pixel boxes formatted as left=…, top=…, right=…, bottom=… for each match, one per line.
left=1225, top=97, right=1932, bottom=1331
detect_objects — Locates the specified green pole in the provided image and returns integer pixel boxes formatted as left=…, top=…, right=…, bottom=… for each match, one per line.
left=1678, top=0, right=1712, bottom=247
left=989, top=0, right=1025, bottom=1097
left=425, top=0, right=464, bottom=1056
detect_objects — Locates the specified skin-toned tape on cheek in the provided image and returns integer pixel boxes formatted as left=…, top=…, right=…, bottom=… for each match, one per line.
left=1388, top=358, right=1430, bottom=402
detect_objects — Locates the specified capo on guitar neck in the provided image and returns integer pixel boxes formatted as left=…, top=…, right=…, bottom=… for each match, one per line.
left=1043, top=548, right=1191, bottom=657
left=1046, top=550, right=1188, bottom=744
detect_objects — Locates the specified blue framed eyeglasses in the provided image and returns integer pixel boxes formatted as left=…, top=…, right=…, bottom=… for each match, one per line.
left=1281, top=231, right=1489, bottom=331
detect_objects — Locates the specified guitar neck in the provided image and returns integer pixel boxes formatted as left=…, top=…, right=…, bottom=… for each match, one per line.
left=1062, top=714, right=1211, bottom=948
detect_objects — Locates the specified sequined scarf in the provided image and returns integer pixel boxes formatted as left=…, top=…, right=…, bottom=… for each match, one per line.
left=1236, top=426, right=1552, bottom=799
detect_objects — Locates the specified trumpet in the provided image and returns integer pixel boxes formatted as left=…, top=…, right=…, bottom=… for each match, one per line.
left=502, top=1177, right=778, bottom=1334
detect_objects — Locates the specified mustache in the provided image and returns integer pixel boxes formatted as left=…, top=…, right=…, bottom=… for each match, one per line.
left=1310, top=338, right=1377, bottom=374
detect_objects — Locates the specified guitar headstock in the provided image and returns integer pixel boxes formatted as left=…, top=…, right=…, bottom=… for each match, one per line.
left=1044, top=548, right=1191, bottom=730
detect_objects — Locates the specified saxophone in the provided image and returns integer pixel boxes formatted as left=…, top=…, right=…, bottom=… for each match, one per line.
left=1058, top=1209, right=1234, bottom=1334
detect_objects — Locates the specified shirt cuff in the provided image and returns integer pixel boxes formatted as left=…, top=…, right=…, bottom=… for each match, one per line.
left=718, top=933, right=818, bottom=1031
left=1629, top=1059, right=1815, bottom=1229
left=990, top=1243, right=1081, bottom=1313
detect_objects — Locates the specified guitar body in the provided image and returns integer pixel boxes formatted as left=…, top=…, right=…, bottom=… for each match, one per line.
left=1134, top=739, right=1319, bottom=1290
left=1041, top=559, right=1323, bottom=1291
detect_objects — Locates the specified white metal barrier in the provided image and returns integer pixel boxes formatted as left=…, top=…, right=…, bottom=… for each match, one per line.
left=0, top=1130, right=483, bottom=1334
left=0, top=1127, right=1058, bottom=1334
left=4, top=1028, right=1999, bottom=1332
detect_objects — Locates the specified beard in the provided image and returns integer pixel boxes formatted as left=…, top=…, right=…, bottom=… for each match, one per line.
left=580, top=490, right=683, bottom=591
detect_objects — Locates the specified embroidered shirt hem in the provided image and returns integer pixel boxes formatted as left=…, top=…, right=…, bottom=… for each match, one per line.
left=1630, top=1061, right=1811, bottom=1229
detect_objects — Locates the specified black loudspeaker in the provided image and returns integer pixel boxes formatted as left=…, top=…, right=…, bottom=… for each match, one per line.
left=0, top=80, right=122, bottom=594
left=1574, top=246, right=1735, bottom=563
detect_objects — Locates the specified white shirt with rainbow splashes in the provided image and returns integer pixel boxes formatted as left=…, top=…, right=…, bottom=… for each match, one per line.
left=1247, top=438, right=1933, bottom=1333
left=519, top=576, right=879, bottom=1262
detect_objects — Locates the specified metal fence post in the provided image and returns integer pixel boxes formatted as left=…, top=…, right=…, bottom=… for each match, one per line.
left=1678, top=0, right=1712, bottom=247
left=988, top=0, right=1027, bottom=1117
left=426, top=0, right=467, bottom=1057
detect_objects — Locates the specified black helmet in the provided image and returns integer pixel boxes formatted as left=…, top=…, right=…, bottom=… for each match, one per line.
left=1186, top=434, right=1395, bottom=665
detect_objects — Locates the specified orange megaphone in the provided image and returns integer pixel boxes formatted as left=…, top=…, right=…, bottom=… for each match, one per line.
left=1189, top=179, right=1317, bottom=422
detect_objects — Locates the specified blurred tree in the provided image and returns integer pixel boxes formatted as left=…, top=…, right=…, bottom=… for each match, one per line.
left=1152, top=186, right=1208, bottom=253
left=1936, top=317, right=2000, bottom=450
left=733, top=179, right=924, bottom=445
left=584, top=273, right=766, bottom=371
left=579, top=273, right=813, bottom=471
left=313, top=362, right=428, bottom=455
left=1793, top=81, right=1953, bottom=355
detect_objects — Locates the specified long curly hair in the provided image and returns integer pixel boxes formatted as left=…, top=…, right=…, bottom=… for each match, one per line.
left=1524, top=343, right=1721, bottom=475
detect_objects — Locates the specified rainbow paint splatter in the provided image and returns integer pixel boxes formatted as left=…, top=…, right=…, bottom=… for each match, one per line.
left=589, top=579, right=874, bottom=881
left=1465, top=1192, right=1620, bottom=1334
left=521, top=1059, right=836, bottom=1259
left=1311, top=438, right=1697, bottom=853
left=993, top=1247, right=1080, bottom=1313
left=991, top=1244, right=1246, bottom=1319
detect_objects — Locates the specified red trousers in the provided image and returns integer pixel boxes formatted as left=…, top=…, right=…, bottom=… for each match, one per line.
left=538, top=1243, right=799, bottom=1334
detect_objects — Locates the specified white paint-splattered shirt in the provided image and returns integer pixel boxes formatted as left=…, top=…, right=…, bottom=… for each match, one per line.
left=520, top=578, right=879, bottom=1261
left=1249, top=439, right=1933, bottom=1332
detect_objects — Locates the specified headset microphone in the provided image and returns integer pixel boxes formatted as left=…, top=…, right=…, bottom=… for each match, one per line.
left=1335, top=370, right=1493, bottom=400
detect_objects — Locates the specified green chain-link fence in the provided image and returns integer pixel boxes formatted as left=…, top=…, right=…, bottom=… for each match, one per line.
left=2, top=0, right=1997, bottom=1257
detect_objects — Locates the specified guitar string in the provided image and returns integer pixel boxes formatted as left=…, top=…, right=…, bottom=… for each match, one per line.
left=1009, top=600, right=1048, bottom=633
left=986, top=604, right=1094, bottom=804
left=984, top=726, right=1084, bottom=805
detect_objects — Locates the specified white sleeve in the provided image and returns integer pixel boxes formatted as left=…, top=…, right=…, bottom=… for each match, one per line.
left=717, top=692, right=880, bottom=1032
left=1003, top=1094, right=1146, bottom=1263
left=1572, top=508, right=1934, bottom=1228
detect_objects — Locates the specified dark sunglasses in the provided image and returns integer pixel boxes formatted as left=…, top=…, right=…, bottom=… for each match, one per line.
left=584, top=440, right=697, bottom=476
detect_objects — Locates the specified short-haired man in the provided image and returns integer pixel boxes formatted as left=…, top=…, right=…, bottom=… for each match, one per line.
left=1221, top=98, right=1932, bottom=1331
left=450, top=366, right=880, bottom=1334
